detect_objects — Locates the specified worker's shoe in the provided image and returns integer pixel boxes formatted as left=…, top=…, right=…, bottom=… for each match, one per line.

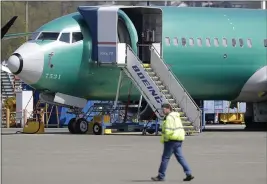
left=183, top=174, right=194, bottom=181
left=151, top=176, right=164, bottom=181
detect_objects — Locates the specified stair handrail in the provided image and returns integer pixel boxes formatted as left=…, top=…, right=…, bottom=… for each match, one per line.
left=123, top=44, right=165, bottom=118
left=148, top=44, right=201, bottom=113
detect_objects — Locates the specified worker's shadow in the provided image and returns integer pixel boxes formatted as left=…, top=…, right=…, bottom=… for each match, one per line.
left=130, top=179, right=180, bottom=183
left=130, top=180, right=155, bottom=183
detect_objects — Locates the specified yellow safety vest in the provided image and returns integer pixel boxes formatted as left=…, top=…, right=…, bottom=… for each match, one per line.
left=160, top=111, right=185, bottom=143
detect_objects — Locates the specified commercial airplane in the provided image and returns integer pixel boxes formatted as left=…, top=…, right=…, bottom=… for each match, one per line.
left=2, top=6, right=267, bottom=134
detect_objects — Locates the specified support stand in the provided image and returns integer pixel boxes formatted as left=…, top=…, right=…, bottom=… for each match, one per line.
left=155, top=119, right=159, bottom=135
left=136, top=95, right=143, bottom=121
left=114, top=69, right=123, bottom=109
left=123, top=82, right=133, bottom=123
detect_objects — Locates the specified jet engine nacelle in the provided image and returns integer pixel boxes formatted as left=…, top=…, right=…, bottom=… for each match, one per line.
left=78, top=5, right=163, bottom=65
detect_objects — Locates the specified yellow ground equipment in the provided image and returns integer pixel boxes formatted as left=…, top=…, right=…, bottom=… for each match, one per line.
left=3, top=97, right=16, bottom=127
left=22, top=120, right=45, bottom=134
left=219, top=113, right=244, bottom=124
left=87, top=115, right=112, bottom=134
left=219, top=101, right=245, bottom=124
left=18, top=108, right=45, bottom=134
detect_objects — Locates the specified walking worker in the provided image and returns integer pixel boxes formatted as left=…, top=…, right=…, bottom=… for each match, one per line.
left=151, top=103, right=194, bottom=182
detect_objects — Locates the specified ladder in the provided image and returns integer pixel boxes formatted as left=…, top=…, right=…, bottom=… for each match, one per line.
left=117, top=43, right=202, bottom=133
left=1, top=70, right=15, bottom=103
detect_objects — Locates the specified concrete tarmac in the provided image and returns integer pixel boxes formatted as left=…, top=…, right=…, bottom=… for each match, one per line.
left=1, top=128, right=266, bottom=184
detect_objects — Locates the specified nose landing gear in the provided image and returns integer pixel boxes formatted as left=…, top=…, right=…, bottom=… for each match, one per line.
left=67, top=117, right=88, bottom=134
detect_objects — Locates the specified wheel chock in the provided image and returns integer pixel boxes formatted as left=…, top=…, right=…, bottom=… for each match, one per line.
left=87, top=122, right=112, bottom=135
left=87, top=122, right=94, bottom=134
left=104, top=129, right=112, bottom=134
left=22, top=121, right=45, bottom=134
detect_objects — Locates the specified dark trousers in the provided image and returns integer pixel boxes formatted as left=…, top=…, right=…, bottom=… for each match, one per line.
left=158, top=141, right=191, bottom=179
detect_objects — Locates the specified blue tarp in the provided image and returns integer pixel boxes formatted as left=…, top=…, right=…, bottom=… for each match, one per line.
left=59, top=101, right=101, bottom=126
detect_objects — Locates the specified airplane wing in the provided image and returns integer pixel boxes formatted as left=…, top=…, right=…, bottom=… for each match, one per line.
left=2, top=32, right=33, bottom=40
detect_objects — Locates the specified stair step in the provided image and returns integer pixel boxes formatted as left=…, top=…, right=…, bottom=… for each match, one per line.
left=168, top=98, right=175, bottom=104
left=1, top=80, right=11, bottom=82
left=183, top=125, right=194, bottom=129
left=158, top=85, right=165, bottom=90
left=181, top=117, right=188, bottom=121
left=154, top=80, right=163, bottom=85
left=178, top=111, right=185, bottom=116
left=2, top=90, right=13, bottom=93
left=161, top=89, right=169, bottom=94
left=144, top=68, right=153, bottom=72
left=182, top=121, right=193, bottom=126
left=164, top=94, right=172, bottom=99
left=2, top=91, right=14, bottom=93
left=142, top=64, right=151, bottom=68
left=151, top=76, right=160, bottom=81
left=171, top=103, right=179, bottom=107
left=173, top=107, right=182, bottom=111
left=148, top=73, right=156, bottom=77
left=2, top=86, right=13, bottom=88
left=2, top=90, right=14, bottom=93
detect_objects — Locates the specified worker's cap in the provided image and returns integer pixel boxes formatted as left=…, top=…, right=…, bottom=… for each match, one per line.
left=161, top=103, right=172, bottom=110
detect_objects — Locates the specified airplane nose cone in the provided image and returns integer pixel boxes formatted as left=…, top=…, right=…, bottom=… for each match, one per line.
left=8, top=53, right=23, bottom=75
left=7, top=42, right=44, bottom=85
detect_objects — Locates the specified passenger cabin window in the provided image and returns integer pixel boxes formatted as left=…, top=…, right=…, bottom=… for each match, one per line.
left=37, top=32, right=60, bottom=40
left=206, top=38, right=211, bottom=47
left=247, top=39, right=252, bottom=48
left=222, top=38, right=227, bottom=47
left=59, top=33, right=70, bottom=43
left=214, top=38, right=219, bottom=47
left=72, top=32, right=83, bottom=43
left=189, top=38, right=194, bottom=46
left=197, top=38, right=202, bottom=47
left=239, top=39, right=244, bottom=47
left=182, top=38, right=186, bottom=46
left=173, top=37, right=178, bottom=46
left=264, top=39, right=267, bottom=47
left=165, top=37, right=170, bottom=46
left=232, top=39, right=236, bottom=47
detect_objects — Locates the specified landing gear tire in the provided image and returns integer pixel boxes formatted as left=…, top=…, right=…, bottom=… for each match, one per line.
left=93, top=122, right=102, bottom=135
left=68, top=118, right=77, bottom=134
left=74, top=118, right=88, bottom=134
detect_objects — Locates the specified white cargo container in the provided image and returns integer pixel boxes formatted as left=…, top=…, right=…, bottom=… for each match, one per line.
left=203, top=100, right=214, bottom=113
left=16, top=90, right=33, bottom=127
left=204, top=100, right=246, bottom=114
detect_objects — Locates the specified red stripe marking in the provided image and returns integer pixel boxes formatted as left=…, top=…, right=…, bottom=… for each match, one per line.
left=98, top=42, right=117, bottom=45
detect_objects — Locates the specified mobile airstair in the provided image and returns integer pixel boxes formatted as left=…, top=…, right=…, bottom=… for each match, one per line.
left=77, top=5, right=202, bottom=134
left=117, top=43, right=202, bottom=133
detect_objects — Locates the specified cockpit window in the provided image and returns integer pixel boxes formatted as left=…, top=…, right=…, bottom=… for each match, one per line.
left=59, top=33, right=70, bottom=43
left=72, top=32, right=83, bottom=43
left=37, top=32, right=60, bottom=40
left=28, top=32, right=40, bottom=41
